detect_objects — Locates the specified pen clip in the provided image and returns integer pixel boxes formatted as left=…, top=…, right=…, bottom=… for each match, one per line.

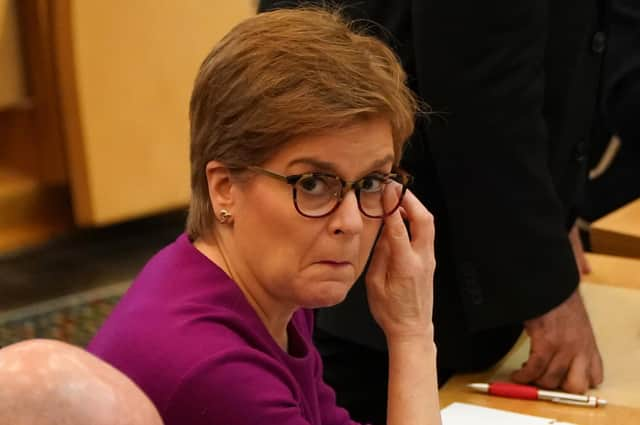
left=551, top=396, right=597, bottom=407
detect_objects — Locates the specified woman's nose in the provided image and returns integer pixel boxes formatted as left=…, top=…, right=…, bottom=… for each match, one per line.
left=328, top=190, right=364, bottom=235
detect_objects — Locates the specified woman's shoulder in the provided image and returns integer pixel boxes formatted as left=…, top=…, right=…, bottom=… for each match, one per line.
left=105, top=234, right=237, bottom=325
left=133, top=233, right=227, bottom=290
left=89, top=302, right=285, bottom=414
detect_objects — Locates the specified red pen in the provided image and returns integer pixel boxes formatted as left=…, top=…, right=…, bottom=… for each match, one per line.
left=467, top=382, right=608, bottom=407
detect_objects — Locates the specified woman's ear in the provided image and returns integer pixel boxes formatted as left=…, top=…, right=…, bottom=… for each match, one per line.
left=205, top=160, right=235, bottom=214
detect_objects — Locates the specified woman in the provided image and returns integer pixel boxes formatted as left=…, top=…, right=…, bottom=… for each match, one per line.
left=89, top=7, right=440, bottom=425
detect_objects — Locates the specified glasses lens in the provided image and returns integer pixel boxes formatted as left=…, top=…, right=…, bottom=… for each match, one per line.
left=295, top=174, right=341, bottom=217
left=359, top=174, right=406, bottom=218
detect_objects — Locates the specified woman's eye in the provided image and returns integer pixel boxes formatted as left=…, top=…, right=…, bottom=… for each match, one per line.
left=360, top=175, right=385, bottom=192
left=298, top=176, right=330, bottom=195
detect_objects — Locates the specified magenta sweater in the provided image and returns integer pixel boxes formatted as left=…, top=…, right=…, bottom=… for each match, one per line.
left=89, top=234, right=360, bottom=425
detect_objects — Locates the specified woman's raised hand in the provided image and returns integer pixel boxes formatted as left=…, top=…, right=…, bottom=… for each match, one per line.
left=366, top=188, right=441, bottom=425
left=365, top=188, right=436, bottom=342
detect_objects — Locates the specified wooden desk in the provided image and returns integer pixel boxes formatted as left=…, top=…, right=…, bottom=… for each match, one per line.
left=591, top=198, right=640, bottom=259
left=439, top=254, right=640, bottom=424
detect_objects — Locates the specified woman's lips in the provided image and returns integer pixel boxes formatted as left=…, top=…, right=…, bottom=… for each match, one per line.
left=317, top=260, right=351, bottom=267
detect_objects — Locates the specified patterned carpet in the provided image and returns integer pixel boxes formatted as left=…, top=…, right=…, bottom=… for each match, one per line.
left=0, top=282, right=128, bottom=348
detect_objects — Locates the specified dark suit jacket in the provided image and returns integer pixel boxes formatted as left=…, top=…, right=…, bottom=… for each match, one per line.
left=582, top=0, right=639, bottom=221
left=259, top=0, right=607, bottom=371
left=604, top=0, right=640, bottom=143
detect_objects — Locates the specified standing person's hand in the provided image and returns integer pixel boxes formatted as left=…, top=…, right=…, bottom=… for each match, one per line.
left=569, top=223, right=591, bottom=275
left=511, top=289, right=603, bottom=394
left=365, top=189, right=436, bottom=341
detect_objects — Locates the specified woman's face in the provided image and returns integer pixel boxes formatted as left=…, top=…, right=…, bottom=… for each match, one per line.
left=229, top=117, right=395, bottom=309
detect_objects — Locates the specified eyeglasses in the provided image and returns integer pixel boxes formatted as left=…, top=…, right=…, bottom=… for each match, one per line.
left=246, top=166, right=413, bottom=218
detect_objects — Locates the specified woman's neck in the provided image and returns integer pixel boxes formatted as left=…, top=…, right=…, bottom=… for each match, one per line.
left=193, top=236, right=294, bottom=352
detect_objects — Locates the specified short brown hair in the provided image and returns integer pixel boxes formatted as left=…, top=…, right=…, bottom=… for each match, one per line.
left=187, top=7, right=418, bottom=240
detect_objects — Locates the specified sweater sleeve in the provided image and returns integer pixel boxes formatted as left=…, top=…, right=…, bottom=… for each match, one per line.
left=163, top=346, right=361, bottom=425
left=164, top=349, right=310, bottom=425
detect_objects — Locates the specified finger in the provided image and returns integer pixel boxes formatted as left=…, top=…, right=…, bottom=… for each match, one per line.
left=534, top=351, right=573, bottom=390
left=569, top=225, right=591, bottom=275
left=398, top=206, right=407, bottom=220
left=381, top=187, right=411, bottom=253
left=589, top=349, right=604, bottom=387
left=511, top=349, right=555, bottom=384
left=575, top=248, right=592, bottom=275
left=561, top=354, right=590, bottom=394
left=366, top=235, right=391, bottom=288
left=579, top=254, right=592, bottom=275
left=396, top=190, right=434, bottom=252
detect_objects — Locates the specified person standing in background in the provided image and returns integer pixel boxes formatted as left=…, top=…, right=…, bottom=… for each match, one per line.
left=259, top=2, right=606, bottom=424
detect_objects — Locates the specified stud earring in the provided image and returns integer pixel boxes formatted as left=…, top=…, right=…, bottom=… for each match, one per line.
left=218, top=209, right=232, bottom=224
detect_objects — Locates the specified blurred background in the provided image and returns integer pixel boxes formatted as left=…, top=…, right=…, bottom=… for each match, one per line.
left=1, top=0, right=256, bottom=346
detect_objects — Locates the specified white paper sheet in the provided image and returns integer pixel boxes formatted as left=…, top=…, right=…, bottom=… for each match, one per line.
left=441, top=402, right=577, bottom=425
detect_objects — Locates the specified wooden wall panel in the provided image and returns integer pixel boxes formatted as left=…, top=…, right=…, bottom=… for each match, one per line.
left=0, top=0, right=26, bottom=109
left=53, top=1, right=255, bottom=226
left=16, top=0, right=69, bottom=184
